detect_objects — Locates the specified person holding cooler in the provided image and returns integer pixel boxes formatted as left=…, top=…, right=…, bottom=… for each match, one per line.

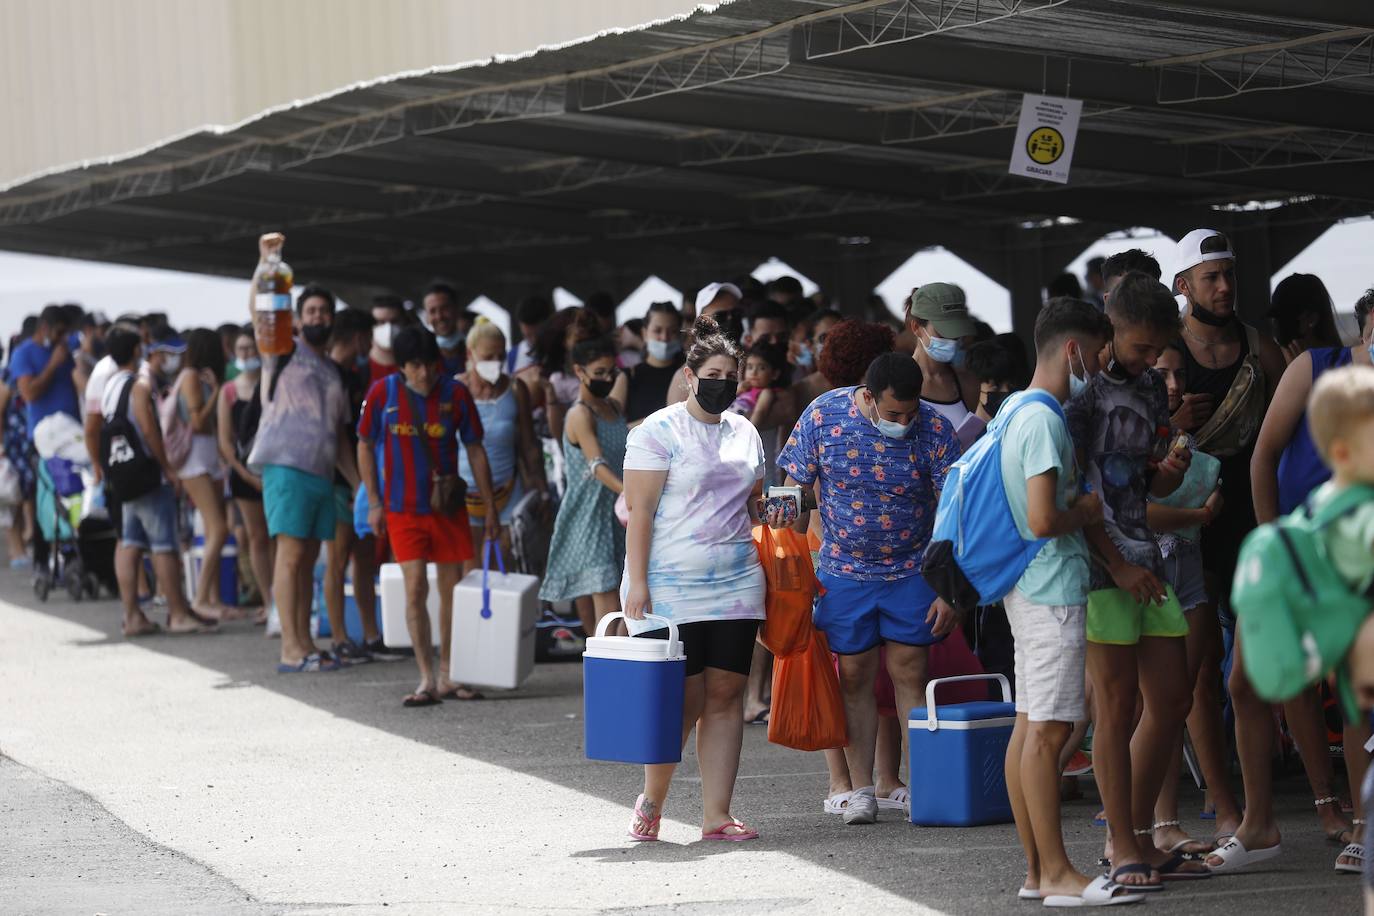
left=622, top=314, right=766, bottom=844
left=357, top=326, right=498, bottom=707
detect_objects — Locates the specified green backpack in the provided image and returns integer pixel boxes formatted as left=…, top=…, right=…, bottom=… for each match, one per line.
left=1231, top=484, right=1374, bottom=718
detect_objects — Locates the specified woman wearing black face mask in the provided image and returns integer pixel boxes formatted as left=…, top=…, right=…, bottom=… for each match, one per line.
left=619, top=313, right=768, bottom=843
left=965, top=334, right=1031, bottom=425
left=538, top=336, right=627, bottom=635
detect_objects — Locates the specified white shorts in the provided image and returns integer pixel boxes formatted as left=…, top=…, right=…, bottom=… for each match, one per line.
left=1004, top=587, right=1087, bottom=723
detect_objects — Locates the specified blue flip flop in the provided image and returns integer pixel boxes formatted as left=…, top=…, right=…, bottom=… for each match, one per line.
left=1108, top=862, right=1165, bottom=892
left=277, top=652, right=340, bottom=674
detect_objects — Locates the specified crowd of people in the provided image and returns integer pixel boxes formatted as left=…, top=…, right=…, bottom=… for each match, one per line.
left=4, top=229, right=1374, bottom=907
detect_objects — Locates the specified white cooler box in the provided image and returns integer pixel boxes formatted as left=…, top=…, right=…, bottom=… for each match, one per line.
left=449, top=560, right=540, bottom=690
left=378, top=562, right=442, bottom=648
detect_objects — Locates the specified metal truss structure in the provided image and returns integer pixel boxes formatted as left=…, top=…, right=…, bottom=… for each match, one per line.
left=575, top=31, right=792, bottom=111
left=1147, top=27, right=1374, bottom=104
left=677, top=129, right=852, bottom=166
left=1181, top=128, right=1374, bottom=177
left=798, top=0, right=1070, bottom=60
left=878, top=92, right=1125, bottom=145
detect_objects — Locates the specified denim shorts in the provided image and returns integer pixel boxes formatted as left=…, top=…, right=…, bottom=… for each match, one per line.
left=121, top=484, right=178, bottom=554
left=1163, top=540, right=1209, bottom=611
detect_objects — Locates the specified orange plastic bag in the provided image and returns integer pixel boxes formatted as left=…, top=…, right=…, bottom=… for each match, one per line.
left=768, top=629, right=848, bottom=752
left=754, top=524, right=819, bottom=657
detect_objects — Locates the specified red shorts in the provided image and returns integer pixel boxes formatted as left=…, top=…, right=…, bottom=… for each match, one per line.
left=386, top=510, right=474, bottom=565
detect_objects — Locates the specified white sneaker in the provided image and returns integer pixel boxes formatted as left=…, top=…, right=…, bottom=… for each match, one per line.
left=264, top=602, right=281, bottom=638
left=843, top=786, right=878, bottom=825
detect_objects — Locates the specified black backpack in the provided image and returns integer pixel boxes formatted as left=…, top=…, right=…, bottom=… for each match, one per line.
left=99, top=374, right=161, bottom=501
left=235, top=347, right=293, bottom=462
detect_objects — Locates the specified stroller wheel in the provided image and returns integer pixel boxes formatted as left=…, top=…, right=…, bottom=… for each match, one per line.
left=34, top=575, right=50, bottom=602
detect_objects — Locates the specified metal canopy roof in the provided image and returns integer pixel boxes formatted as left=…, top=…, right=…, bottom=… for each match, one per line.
left=2, top=0, right=1372, bottom=327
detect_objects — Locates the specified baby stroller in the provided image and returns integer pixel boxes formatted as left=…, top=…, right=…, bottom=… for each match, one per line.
left=33, top=456, right=116, bottom=602
left=510, top=488, right=585, bottom=662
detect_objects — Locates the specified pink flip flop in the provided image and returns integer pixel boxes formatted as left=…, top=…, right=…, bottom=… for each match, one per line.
left=628, top=793, right=660, bottom=842
left=702, top=819, right=759, bottom=842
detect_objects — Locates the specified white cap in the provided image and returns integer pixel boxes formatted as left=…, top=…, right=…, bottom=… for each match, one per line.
left=1173, top=228, right=1235, bottom=279
left=694, top=281, right=742, bottom=313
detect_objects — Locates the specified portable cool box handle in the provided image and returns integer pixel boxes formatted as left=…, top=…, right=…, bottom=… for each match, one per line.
left=922, top=673, right=1012, bottom=732
left=480, top=538, right=507, bottom=619
left=596, top=612, right=682, bottom=660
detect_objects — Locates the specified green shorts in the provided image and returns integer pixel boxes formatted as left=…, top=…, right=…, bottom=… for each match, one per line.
left=1086, top=586, right=1188, bottom=645
left=262, top=464, right=336, bottom=542
left=334, top=485, right=353, bottom=530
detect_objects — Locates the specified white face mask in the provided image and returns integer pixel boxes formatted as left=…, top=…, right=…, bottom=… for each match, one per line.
left=163, top=353, right=182, bottom=374
left=646, top=339, right=681, bottom=361
left=475, top=360, right=503, bottom=385
left=373, top=322, right=395, bottom=350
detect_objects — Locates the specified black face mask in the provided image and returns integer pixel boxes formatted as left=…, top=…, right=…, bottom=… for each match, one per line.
left=693, top=376, right=738, bottom=415
left=585, top=377, right=614, bottom=399
left=983, top=390, right=1011, bottom=417
left=301, top=323, right=331, bottom=347
left=1190, top=302, right=1234, bottom=328
left=1103, top=342, right=1138, bottom=381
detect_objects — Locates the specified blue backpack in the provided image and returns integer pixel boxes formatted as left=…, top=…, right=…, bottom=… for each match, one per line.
left=921, top=390, right=1066, bottom=610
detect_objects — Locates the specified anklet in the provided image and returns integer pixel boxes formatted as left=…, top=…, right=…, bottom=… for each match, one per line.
left=1152, top=820, right=1180, bottom=830
left=1133, top=827, right=1153, bottom=837
left=1315, top=796, right=1340, bottom=808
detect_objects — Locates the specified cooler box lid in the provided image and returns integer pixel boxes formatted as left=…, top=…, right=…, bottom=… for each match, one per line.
left=585, top=635, right=685, bottom=663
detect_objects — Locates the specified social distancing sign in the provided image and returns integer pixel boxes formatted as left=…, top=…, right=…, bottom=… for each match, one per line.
left=1009, top=94, right=1082, bottom=184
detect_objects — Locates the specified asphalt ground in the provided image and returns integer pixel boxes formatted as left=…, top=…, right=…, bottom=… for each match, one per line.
left=0, top=565, right=1362, bottom=915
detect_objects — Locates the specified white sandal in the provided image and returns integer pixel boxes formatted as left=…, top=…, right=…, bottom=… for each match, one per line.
left=1337, top=818, right=1366, bottom=874
left=823, top=790, right=853, bottom=815
left=1042, top=875, right=1145, bottom=908
left=1206, top=836, right=1282, bottom=873
left=876, top=786, right=909, bottom=811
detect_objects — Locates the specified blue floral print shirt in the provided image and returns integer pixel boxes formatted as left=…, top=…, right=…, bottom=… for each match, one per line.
left=778, top=386, right=959, bottom=582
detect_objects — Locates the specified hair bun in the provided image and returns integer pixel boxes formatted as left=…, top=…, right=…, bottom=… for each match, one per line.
left=692, top=313, right=721, bottom=338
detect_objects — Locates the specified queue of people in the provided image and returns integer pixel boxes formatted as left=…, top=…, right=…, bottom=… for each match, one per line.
left=4, top=228, right=1374, bottom=908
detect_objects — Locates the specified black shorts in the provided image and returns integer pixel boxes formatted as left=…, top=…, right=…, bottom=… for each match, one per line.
left=637, top=619, right=761, bottom=677
left=229, top=470, right=261, bottom=502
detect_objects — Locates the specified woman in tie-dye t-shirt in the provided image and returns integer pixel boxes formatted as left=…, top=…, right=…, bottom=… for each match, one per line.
left=620, top=314, right=766, bottom=844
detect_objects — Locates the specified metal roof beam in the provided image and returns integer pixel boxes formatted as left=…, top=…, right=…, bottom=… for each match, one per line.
left=799, top=37, right=1374, bottom=135
left=1137, top=1, right=1374, bottom=31
left=594, top=90, right=1374, bottom=202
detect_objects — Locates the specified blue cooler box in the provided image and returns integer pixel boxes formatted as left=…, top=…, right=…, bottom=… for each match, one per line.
left=315, top=574, right=371, bottom=643
left=584, top=613, right=686, bottom=764
left=908, top=674, right=1015, bottom=826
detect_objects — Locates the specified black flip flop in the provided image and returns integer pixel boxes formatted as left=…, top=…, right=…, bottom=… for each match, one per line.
left=1108, top=863, right=1164, bottom=892
left=1158, top=853, right=1211, bottom=880
left=747, top=710, right=770, bottom=726
left=437, top=685, right=484, bottom=701
left=403, top=689, right=442, bottom=708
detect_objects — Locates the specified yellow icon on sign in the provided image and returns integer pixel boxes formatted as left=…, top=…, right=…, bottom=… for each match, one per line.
left=1026, top=126, right=1064, bottom=165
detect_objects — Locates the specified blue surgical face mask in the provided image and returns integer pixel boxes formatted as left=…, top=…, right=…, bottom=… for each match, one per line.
left=646, top=338, right=681, bottom=362
left=235, top=356, right=262, bottom=374
left=922, top=332, right=961, bottom=365
left=1068, top=345, right=1090, bottom=398
left=866, top=391, right=914, bottom=439
left=435, top=332, right=462, bottom=350
left=795, top=343, right=814, bottom=369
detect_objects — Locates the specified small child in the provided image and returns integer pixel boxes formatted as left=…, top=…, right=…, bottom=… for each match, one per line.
left=732, top=341, right=790, bottom=488
left=1302, top=364, right=1374, bottom=887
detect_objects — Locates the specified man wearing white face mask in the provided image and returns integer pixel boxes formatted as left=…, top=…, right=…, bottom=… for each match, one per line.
left=145, top=325, right=187, bottom=399
left=907, top=283, right=984, bottom=450
left=777, top=353, right=961, bottom=825
left=365, top=295, right=407, bottom=389
left=423, top=283, right=466, bottom=377
left=459, top=322, right=546, bottom=568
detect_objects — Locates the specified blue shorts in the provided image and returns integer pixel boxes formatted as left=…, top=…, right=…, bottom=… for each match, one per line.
left=814, top=570, right=942, bottom=654
left=121, top=484, right=178, bottom=554
left=262, top=464, right=335, bottom=542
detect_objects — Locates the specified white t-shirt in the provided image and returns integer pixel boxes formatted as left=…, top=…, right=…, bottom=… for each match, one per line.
left=619, top=401, right=766, bottom=629
left=85, top=355, right=119, bottom=416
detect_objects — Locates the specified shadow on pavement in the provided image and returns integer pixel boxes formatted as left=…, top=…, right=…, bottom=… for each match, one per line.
left=4, top=568, right=1362, bottom=915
